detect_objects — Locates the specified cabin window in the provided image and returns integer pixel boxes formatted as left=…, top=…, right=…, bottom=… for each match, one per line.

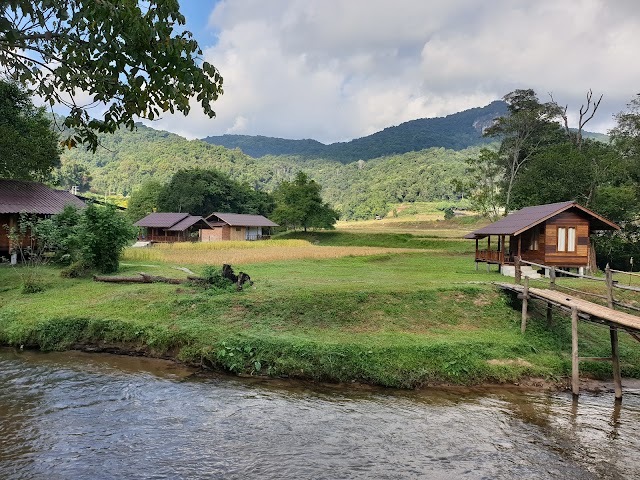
left=557, top=227, right=576, bottom=252
left=235, top=227, right=241, bottom=232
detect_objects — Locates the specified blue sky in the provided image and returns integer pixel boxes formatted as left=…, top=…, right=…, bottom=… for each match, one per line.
left=143, top=0, right=640, bottom=143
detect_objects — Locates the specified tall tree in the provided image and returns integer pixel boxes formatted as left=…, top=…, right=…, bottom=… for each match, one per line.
left=0, top=1, right=223, bottom=151
left=271, top=172, right=338, bottom=231
left=457, top=148, right=502, bottom=220
left=484, top=89, right=564, bottom=214
left=157, top=169, right=274, bottom=217
left=127, top=179, right=163, bottom=222
left=0, top=80, right=61, bottom=180
left=550, top=89, right=603, bottom=150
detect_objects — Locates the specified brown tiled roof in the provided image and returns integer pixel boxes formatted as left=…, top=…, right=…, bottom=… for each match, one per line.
left=0, top=179, right=85, bottom=214
left=463, top=201, right=619, bottom=239
left=134, top=212, right=189, bottom=228
left=206, top=212, right=279, bottom=227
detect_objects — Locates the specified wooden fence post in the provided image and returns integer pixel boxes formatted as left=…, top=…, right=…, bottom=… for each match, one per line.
left=605, top=263, right=614, bottom=309
left=515, top=256, right=522, bottom=285
left=521, top=276, right=529, bottom=334
left=550, top=266, right=556, bottom=290
left=572, top=306, right=579, bottom=398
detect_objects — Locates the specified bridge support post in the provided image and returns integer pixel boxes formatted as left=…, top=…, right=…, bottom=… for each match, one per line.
left=610, top=327, right=623, bottom=400
left=572, top=306, right=579, bottom=398
left=546, top=303, right=553, bottom=328
left=521, top=277, right=529, bottom=334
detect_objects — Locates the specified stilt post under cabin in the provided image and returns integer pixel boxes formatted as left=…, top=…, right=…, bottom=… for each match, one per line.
left=521, top=276, right=529, bottom=334
left=487, top=236, right=491, bottom=272
left=475, top=238, right=478, bottom=271
left=606, top=264, right=623, bottom=400
left=571, top=306, right=579, bottom=398
left=611, top=327, right=623, bottom=400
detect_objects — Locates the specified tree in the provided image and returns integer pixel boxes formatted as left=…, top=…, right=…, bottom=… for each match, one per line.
left=457, top=148, right=502, bottom=220
left=157, top=168, right=274, bottom=217
left=127, top=179, right=163, bottom=222
left=271, top=172, right=339, bottom=231
left=550, top=89, right=603, bottom=150
left=79, top=203, right=136, bottom=273
left=0, top=80, right=61, bottom=180
left=484, top=89, right=564, bottom=214
left=0, top=1, right=223, bottom=151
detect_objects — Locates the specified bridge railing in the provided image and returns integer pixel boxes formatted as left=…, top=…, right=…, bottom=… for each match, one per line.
left=514, top=257, right=640, bottom=313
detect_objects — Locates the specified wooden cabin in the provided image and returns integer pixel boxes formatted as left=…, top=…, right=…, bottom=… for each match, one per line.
left=133, top=212, right=212, bottom=243
left=202, top=213, right=278, bottom=242
left=464, top=201, right=619, bottom=270
left=0, top=179, right=85, bottom=257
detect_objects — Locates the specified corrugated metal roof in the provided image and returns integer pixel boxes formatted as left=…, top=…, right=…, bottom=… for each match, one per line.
left=0, top=179, right=86, bottom=214
left=167, top=216, right=209, bottom=231
left=134, top=212, right=189, bottom=228
left=207, top=212, right=279, bottom=227
left=463, top=201, right=619, bottom=239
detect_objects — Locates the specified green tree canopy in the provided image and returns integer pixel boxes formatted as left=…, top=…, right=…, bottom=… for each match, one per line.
left=127, top=179, right=164, bottom=222
left=0, top=80, right=61, bottom=180
left=157, top=168, right=275, bottom=217
left=0, top=1, right=223, bottom=151
left=484, top=89, right=564, bottom=213
left=271, top=172, right=338, bottom=231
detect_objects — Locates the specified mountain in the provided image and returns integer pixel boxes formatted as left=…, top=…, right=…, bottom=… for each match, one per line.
left=202, top=101, right=509, bottom=162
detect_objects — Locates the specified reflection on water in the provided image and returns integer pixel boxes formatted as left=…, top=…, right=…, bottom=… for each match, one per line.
left=1, top=348, right=639, bottom=479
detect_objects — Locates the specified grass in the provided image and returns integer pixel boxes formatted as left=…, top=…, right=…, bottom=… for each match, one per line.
left=1, top=224, right=639, bottom=388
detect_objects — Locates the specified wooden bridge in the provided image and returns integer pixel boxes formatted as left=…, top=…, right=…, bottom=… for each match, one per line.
left=495, top=263, right=640, bottom=401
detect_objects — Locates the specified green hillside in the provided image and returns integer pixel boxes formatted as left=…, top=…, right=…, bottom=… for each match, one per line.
left=59, top=123, right=485, bottom=219
left=202, top=101, right=508, bottom=162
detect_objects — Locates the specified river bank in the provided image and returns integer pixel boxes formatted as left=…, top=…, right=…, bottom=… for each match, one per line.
left=2, top=235, right=639, bottom=388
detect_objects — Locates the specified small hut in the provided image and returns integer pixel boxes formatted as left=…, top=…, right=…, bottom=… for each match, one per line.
left=134, top=212, right=212, bottom=242
left=464, top=201, right=619, bottom=272
left=202, top=213, right=278, bottom=241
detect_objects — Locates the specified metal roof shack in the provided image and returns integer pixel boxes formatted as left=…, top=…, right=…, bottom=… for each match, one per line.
left=134, top=212, right=190, bottom=229
left=206, top=212, right=279, bottom=227
left=0, top=179, right=85, bottom=214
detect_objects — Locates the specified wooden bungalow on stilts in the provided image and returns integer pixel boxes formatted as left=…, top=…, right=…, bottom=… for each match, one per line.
left=464, top=201, right=619, bottom=274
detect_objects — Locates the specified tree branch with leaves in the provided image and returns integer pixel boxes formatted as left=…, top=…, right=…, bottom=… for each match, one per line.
left=0, top=0, right=223, bottom=151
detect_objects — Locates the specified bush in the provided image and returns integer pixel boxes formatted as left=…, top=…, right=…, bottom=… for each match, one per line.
left=201, top=265, right=234, bottom=289
left=443, top=207, right=455, bottom=220
left=60, top=260, right=92, bottom=278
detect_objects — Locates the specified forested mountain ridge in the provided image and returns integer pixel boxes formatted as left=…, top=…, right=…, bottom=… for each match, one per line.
left=202, top=100, right=509, bottom=162
left=58, top=121, right=484, bottom=219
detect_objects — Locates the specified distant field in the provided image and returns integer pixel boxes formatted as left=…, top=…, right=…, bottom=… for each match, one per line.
left=336, top=201, right=489, bottom=237
left=123, top=239, right=420, bottom=265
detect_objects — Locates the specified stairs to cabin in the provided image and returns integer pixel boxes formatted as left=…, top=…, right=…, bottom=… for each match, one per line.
left=500, top=265, right=542, bottom=279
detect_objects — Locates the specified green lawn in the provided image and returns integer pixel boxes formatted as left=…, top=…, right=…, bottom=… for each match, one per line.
left=1, top=231, right=638, bottom=388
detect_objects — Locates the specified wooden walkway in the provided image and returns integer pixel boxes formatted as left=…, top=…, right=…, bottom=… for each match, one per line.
left=496, top=283, right=640, bottom=333
left=495, top=282, right=640, bottom=400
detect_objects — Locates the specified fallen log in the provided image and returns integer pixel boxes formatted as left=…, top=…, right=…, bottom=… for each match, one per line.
left=93, top=273, right=191, bottom=284
left=93, top=275, right=149, bottom=283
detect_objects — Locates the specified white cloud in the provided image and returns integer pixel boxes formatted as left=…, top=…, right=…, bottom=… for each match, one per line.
left=146, top=0, right=640, bottom=142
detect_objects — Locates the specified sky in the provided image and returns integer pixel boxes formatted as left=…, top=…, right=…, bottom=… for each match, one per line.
left=142, top=0, right=640, bottom=144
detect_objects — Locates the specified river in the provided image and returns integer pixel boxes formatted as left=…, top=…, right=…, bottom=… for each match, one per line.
left=1, top=348, right=639, bottom=479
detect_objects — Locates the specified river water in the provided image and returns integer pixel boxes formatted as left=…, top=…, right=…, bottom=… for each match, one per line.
left=1, top=349, right=639, bottom=479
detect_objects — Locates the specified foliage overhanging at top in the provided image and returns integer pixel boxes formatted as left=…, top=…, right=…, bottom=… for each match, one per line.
left=0, top=79, right=61, bottom=180
left=0, top=0, right=223, bottom=151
